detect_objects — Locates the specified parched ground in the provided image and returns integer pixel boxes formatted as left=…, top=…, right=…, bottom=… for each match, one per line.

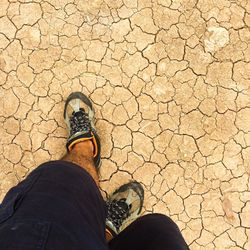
left=0, top=0, right=250, bottom=248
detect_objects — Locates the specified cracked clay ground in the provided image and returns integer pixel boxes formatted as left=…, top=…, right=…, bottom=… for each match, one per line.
left=0, top=0, right=250, bottom=249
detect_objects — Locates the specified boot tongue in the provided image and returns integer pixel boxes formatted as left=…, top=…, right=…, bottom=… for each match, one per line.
left=117, top=200, right=129, bottom=211
left=73, top=108, right=85, bottom=116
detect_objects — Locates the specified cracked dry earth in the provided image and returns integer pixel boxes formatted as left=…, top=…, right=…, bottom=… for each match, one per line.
left=0, top=0, right=250, bottom=249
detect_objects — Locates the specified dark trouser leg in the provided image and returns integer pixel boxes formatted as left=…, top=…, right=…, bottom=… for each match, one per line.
left=0, top=161, right=108, bottom=250
left=109, top=214, right=189, bottom=250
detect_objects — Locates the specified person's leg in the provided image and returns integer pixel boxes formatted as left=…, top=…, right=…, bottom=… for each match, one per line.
left=0, top=143, right=108, bottom=249
left=62, top=140, right=99, bottom=186
left=109, top=213, right=189, bottom=250
left=0, top=92, right=108, bottom=249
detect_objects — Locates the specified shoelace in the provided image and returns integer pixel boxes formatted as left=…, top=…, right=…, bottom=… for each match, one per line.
left=106, top=200, right=130, bottom=231
left=69, top=109, right=91, bottom=136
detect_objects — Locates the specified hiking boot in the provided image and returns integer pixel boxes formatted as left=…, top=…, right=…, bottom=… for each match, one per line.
left=106, top=181, right=144, bottom=236
left=64, top=92, right=101, bottom=169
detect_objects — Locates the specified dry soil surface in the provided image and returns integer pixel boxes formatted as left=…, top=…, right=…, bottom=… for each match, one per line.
left=0, top=0, right=250, bottom=249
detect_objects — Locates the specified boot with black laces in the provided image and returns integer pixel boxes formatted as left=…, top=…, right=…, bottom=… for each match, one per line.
left=106, top=181, right=144, bottom=237
left=64, top=92, right=101, bottom=169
